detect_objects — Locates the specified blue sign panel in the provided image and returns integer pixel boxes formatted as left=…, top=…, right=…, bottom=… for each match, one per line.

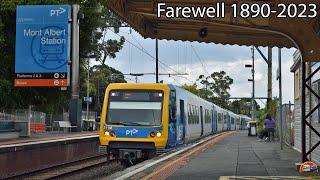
left=15, top=5, right=71, bottom=73
left=110, top=126, right=162, bottom=138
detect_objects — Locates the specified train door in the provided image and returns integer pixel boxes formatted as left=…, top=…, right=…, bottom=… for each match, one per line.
left=212, top=110, right=218, bottom=133
left=223, top=114, right=227, bottom=131
left=227, top=113, right=231, bottom=130
left=200, top=106, right=204, bottom=136
left=167, top=89, right=177, bottom=148
left=179, top=99, right=186, bottom=143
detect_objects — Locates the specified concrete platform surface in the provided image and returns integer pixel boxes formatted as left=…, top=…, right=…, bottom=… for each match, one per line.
left=169, top=131, right=303, bottom=179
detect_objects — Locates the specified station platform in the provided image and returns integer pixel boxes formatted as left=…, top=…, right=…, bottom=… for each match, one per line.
left=138, top=131, right=304, bottom=179
left=0, top=131, right=100, bottom=179
left=0, top=131, right=98, bottom=147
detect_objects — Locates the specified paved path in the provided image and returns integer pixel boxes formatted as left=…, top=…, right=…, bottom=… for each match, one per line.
left=169, top=131, right=302, bottom=179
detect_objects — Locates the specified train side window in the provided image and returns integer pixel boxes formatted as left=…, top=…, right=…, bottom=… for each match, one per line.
left=188, top=104, right=192, bottom=124
left=192, top=106, right=195, bottom=124
left=190, top=105, right=193, bottom=124
left=205, top=110, right=207, bottom=123
left=205, top=109, right=209, bottom=123
left=190, top=105, right=192, bottom=124
left=189, top=105, right=192, bottom=124
left=194, top=106, right=196, bottom=124
left=193, top=106, right=196, bottom=124
left=197, top=107, right=200, bottom=124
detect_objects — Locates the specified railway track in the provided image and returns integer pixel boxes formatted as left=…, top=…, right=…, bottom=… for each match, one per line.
left=7, top=155, right=124, bottom=180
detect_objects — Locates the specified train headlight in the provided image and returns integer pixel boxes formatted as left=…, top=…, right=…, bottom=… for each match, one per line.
left=150, top=131, right=156, bottom=137
left=104, top=130, right=115, bottom=137
left=105, top=131, right=110, bottom=136
left=150, top=131, right=162, bottom=138
left=156, top=132, right=162, bottom=137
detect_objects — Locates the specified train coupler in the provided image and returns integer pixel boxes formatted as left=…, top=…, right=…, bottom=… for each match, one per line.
left=119, top=149, right=142, bottom=160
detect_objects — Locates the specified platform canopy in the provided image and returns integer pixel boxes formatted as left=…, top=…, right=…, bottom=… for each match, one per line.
left=104, top=0, right=320, bottom=62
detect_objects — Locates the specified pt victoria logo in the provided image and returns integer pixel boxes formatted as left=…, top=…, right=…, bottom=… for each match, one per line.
left=299, top=161, right=319, bottom=175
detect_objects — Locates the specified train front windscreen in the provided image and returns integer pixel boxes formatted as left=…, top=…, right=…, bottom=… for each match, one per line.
left=107, top=90, right=164, bottom=126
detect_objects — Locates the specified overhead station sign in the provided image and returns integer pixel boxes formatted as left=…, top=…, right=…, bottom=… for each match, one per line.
left=15, top=5, right=71, bottom=87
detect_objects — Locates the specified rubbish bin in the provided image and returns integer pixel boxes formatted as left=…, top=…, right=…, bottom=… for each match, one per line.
left=247, top=121, right=257, bottom=136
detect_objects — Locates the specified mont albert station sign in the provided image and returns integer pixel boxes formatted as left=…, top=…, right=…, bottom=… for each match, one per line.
left=14, top=5, right=71, bottom=87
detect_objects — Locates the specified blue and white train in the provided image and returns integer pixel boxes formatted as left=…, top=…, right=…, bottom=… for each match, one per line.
left=99, top=83, right=250, bottom=160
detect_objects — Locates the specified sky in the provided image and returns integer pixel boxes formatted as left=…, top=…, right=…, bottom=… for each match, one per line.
left=100, top=27, right=296, bottom=108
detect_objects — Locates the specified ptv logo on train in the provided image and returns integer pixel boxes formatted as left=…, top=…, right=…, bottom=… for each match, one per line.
left=125, top=128, right=138, bottom=136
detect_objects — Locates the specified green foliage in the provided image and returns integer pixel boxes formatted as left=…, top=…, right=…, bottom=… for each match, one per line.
left=181, top=83, right=199, bottom=96
left=0, top=1, right=125, bottom=113
left=198, top=71, right=233, bottom=109
left=229, top=99, right=260, bottom=117
left=81, top=64, right=126, bottom=113
left=257, top=98, right=278, bottom=131
left=181, top=83, right=207, bottom=98
left=181, top=71, right=235, bottom=110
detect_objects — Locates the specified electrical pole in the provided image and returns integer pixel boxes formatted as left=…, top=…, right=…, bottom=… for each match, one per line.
left=86, top=58, right=90, bottom=122
left=156, top=39, right=159, bottom=83
left=278, top=48, right=283, bottom=150
left=252, top=46, right=255, bottom=121
left=267, top=47, right=272, bottom=105
left=205, top=77, right=208, bottom=100
left=69, top=4, right=82, bottom=131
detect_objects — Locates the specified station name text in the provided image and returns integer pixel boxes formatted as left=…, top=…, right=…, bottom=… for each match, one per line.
left=23, top=28, right=66, bottom=45
left=157, top=3, right=318, bottom=19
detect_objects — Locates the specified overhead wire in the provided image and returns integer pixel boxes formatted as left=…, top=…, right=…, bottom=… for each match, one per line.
left=190, top=45, right=211, bottom=76
left=106, top=28, right=194, bottom=84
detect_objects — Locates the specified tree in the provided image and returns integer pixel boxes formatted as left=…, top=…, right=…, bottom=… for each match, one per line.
left=198, top=71, right=233, bottom=109
left=0, top=1, right=126, bottom=113
left=230, top=99, right=260, bottom=116
left=257, top=98, right=278, bottom=131
left=181, top=83, right=211, bottom=99
left=81, top=64, right=126, bottom=114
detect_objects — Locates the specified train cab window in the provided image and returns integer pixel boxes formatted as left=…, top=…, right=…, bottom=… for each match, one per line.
left=107, top=90, right=163, bottom=126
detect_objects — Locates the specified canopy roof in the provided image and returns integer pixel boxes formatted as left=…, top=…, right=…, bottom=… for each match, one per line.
left=105, top=0, right=320, bottom=62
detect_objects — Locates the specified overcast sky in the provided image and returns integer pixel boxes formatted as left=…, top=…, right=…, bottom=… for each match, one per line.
left=101, top=28, right=296, bottom=108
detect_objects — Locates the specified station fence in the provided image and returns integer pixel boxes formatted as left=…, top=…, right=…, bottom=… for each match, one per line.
left=276, top=103, right=295, bottom=146
left=0, top=110, right=46, bottom=133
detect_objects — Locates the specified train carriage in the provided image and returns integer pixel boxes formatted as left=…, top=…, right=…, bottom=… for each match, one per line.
left=99, top=83, right=250, bottom=161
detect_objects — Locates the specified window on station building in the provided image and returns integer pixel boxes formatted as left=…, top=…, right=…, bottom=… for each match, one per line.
left=314, top=82, right=320, bottom=123
left=318, top=82, right=320, bottom=123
